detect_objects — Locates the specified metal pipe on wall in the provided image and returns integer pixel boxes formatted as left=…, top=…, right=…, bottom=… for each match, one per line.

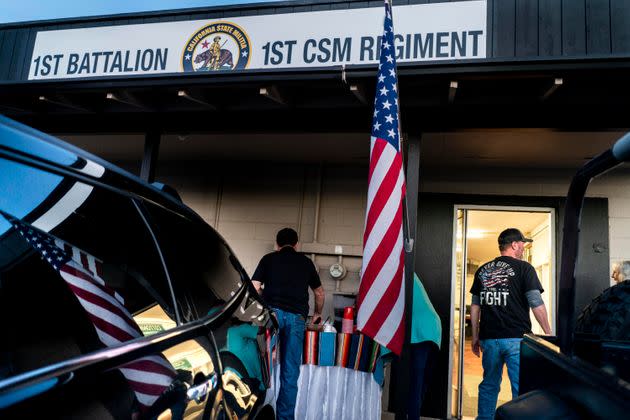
left=311, top=164, right=324, bottom=270
left=313, top=163, right=323, bottom=243
left=296, top=166, right=307, bottom=240
left=336, top=255, right=343, bottom=292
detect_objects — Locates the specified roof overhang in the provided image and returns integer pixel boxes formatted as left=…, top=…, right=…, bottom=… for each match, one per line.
left=3, top=56, right=630, bottom=134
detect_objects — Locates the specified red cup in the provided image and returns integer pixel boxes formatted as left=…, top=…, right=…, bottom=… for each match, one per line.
left=342, top=306, right=354, bottom=334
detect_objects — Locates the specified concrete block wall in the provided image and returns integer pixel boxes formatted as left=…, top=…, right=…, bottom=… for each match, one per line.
left=94, top=152, right=630, bottom=301
left=589, top=172, right=630, bottom=283
left=152, top=160, right=630, bottom=320
left=156, top=161, right=368, bottom=320
left=59, top=127, right=630, bottom=298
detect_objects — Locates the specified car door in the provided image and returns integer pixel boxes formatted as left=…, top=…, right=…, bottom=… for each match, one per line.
left=0, top=119, right=222, bottom=419
left=139, top=200, right=279, bottom=419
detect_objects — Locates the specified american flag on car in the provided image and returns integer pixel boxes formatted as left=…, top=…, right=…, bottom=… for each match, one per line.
left=10, top=217, right=176, bottom=409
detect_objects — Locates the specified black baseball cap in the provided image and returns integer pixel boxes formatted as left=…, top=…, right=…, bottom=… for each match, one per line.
left=498, top=228, right=533, bottom=245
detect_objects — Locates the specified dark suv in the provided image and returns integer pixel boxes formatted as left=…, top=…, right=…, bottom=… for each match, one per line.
left=0, top=115, right=278, bottom=419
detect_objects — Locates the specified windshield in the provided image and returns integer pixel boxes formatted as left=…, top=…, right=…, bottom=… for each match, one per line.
left=0, top=159, right=64, bottom=235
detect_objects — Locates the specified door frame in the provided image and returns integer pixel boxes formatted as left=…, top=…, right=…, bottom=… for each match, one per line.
left=447, top=204, right=557, bottom=418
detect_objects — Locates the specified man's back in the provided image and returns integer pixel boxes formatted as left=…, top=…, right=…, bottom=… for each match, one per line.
left=471, top=255, right=542, bottom=339
left=470, top=228, right=552, bottom=420
left=253, top=247, right=320, bottom=317
left=251, top=228, right=324, bottom=420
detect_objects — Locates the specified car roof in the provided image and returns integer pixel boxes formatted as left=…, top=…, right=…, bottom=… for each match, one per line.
left=0, top=114, right=199, bottom=223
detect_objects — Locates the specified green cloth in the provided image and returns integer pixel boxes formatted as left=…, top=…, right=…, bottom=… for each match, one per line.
left=223, top=323, right=263, bottom=383
left=411, top=273, right=442, bottom=348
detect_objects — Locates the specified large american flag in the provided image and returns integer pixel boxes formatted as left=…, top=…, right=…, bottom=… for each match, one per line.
left=357, top=0, right=406, bottom=356
left=10, top=217, right=176, bottom=409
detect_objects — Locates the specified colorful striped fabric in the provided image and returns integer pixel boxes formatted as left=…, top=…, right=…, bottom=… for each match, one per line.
left=353, top=334, right=365, bottom=370
left=303, top=330, right=319, bottom=365
left=336, top=333, right=351, bottom=367
left=368, top=340, right=381, bottom=373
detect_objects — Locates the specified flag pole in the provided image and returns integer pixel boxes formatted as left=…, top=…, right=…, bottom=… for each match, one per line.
left=397, top=133, right=421, bottom=418
left=385, top=1, right=409, bottom=417
left=386, top=0, right=421, bottom=417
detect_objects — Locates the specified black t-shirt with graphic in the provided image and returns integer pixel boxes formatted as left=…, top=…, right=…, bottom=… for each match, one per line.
left=470, top=256, right=543, bottom=339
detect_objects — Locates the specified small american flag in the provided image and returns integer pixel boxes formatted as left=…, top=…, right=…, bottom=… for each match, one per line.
left=357, top=0, right=406, bottom=355
left=11, top=217, right=176, bottom=409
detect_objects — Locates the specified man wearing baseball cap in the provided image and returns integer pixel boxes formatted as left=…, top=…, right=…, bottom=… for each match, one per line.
left=470, top=228, right=552, bottom=420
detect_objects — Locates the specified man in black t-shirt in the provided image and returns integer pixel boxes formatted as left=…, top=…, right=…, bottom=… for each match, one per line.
left=470, top=228, right=551, bottom=420
left=251, top=228, right=324, bottom=420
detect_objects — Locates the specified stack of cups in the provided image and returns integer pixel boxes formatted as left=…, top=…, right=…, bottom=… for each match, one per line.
left=342, top=306, right=354, bottom=334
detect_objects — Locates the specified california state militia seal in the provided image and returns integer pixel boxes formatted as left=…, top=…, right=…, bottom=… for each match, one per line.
left=182, top=21, right=251, bottom=72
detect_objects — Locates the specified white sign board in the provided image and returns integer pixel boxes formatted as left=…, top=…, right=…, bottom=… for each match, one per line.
left=28, top=1, right=486, bottom=80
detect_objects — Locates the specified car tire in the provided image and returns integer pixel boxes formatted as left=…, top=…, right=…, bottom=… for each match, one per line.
left=253, top=404, right=275, bottom=420
left=575, top=280, right=630, bottom=341
left=574, top=280, right=630, bottom=382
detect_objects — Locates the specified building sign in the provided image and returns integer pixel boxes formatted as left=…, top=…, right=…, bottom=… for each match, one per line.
left=28, top=1, right=486, bottom=80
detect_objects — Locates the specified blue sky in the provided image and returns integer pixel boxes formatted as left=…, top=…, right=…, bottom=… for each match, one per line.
left=0, top=0, right=279, bottom=24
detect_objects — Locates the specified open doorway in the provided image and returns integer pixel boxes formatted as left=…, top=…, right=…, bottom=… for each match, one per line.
left=449, top=206, right=556, bottom=419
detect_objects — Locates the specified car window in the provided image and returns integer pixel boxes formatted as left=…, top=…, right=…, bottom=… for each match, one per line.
left=0, top=157, right=178, bottom=378
left=211, top=287, right=276, bottom=417
left=139, top=201, right=247, bottom=323
left=138, top=200, right=277, bottom=417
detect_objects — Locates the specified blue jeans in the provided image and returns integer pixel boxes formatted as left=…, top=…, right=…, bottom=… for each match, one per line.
left=274, top=308, right=305, bottom=420
left=477, top=338, right=522, bottom=420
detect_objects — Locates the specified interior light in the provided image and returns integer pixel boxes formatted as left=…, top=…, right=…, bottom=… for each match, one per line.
left=456, top=229, right=487, bottom=239
left=466, top=229, right=487, bottom=239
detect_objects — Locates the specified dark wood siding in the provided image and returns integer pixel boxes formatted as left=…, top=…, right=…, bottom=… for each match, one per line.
left=611, top=0, right=630, bottom=52
left=562, top=0, right=587, bottom=55
left=0, top=31, right=5, bottom=77
left=7, top=29, right=29, bottom=80
left=539, top=0, right=562, bottom=56
left=586, top=0, right=611, bottom=54
left=0, top=29, right=18, bottom=80
left=493, top=0, right=516, bottom=57
left=2, top=0, right=630, bottom=82
left=516, top=0, right=538, bottom=57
